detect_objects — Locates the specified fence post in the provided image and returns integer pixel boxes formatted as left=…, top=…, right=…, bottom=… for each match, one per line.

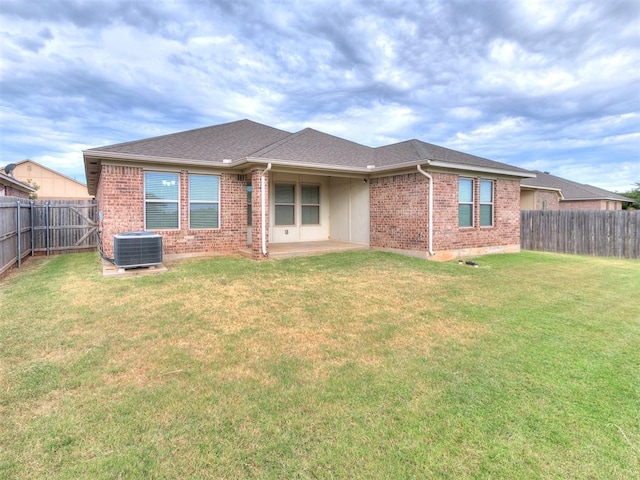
left=30, top=200, right=34, bottom=257
left=16, top=200, right=22, bottom=268
left=45, top=201, right=50, bottom=256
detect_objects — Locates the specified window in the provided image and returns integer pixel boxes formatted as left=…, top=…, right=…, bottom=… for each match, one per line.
left=275, top=183, right=295, bottom=225
left=301, top=184, right=320, bottom=225
left=189, top=174, right=219, bottom=229
left=458, top=178, right=474, bottom=227
left=479, top=180, right=493, bottom=227
left=145, top=171, right=179, bottom=229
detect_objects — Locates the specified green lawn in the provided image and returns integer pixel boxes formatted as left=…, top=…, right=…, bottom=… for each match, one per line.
left=1, top=251, right=638, bottom=479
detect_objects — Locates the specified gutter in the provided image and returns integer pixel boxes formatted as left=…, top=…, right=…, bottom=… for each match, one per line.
left=261, top=163, right=272, bottom=256
left=417, top=164, right=435, bottom=256
left=425, top=160, right=535, bottom=178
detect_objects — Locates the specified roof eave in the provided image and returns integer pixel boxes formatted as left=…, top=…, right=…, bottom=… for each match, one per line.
left=562, top=196, right=632, bottom=202
left=83, top=150, right=232, bottom=168
left=246, top=157, right=376, bottom=173
left=426, top=160, right=535, bottom=178
left=0, top=174, right=36, bottom=192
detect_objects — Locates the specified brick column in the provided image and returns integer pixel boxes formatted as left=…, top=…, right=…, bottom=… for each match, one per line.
left=251, top=168, right=269, bottom=259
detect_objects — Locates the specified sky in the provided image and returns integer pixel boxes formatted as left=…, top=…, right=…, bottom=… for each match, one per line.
left=0, top=0, right=639, bottom=192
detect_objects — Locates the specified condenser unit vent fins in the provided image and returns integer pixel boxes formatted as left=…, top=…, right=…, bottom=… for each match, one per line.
left=113, top=232, right=162, bottom=268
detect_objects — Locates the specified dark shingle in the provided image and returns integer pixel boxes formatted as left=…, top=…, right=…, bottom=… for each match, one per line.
left=522, top=171, right=632, bottom=202
left=250, top=128, right=375, bottom=167
left=88, top=119, right=292, bottom=162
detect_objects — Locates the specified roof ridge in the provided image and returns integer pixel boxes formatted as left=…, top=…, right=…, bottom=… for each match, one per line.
left=15, top=159, right=87, bottom=186
left=300, top=127, right=375, bottom=150
left=250, top=127, right=374, bottom=159
left=248, top=129, right=304, bottom=157
left=86, top=119, right=284, bottom=152
left=408, top=139, right=431, bottom=159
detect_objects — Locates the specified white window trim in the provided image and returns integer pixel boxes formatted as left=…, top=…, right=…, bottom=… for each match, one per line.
left=274, top=182, right=296, bottom=226
left=459, top=177, right=474, bottom=228
left=301, top=183, right=321, bottom=226
left=479, top=179, right=494, bottom=227
left=188, top=174, right=221, bottom=230
left=144, top=171, right=180, bottom=231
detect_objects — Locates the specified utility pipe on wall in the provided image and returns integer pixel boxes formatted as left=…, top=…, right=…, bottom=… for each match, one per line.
left=260, top=163, right=272, bottom=256
left=417, top=164, right=435, bottom=256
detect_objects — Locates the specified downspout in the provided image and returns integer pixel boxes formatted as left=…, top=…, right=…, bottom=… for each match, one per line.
left=417, top=164, right=435, bottom=256
left=261, top=163, right=272, bottom=256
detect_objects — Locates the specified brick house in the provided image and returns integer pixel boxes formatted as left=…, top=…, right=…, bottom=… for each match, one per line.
left=0, top=171, right=36, bottom=199
left=521, top=171, right=633, bottom=211
left=13, top=159, right=92, bottom=200
left=83, top=119, right=534, bottom=261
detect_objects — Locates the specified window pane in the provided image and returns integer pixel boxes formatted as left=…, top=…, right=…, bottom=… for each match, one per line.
left=190, top=175, right=219, bottom=202
left=480, top=180, right=493, bottom=203
left=459, top=179, right=473, bottom=202
left=145, top=172, right=179, bottom=200
left=458, top=204, right=472, bottom=227
left=480, top=205, right=493, bottom=226
left=275, top=184, right=294, bottom=203
left=301, top=185, right=319, bottom=204
left=302, top=205, right=319, bottom=224
left=190, top=203, right=219, bottom=229
left=275, top=205, right=294, bottom=225
left=146, top=202, right=178, bottom=229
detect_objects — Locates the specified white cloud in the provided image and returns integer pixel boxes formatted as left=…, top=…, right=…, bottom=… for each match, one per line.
left=0, top=0, right=637, bottom=192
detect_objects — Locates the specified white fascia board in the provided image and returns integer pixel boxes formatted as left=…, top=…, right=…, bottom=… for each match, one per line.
left=245, top=157, right=374, bottom=174
left=83, top=151, right=536, bottom=179
left=523, top=186, right=564, bottom=200
left=426, top=160, right=536, bottom=178
left=83, top=150, right=231, bottom=169
left=0, top=174, right=36, bottom=192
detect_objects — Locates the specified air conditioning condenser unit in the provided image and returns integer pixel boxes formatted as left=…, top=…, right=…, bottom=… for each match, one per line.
left=113, top=231, right=163, bottom=268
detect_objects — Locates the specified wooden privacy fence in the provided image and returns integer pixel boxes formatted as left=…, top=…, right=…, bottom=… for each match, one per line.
left=521, top=210, right=639, bottom=259
left=0, top=198, right=97, bottom=275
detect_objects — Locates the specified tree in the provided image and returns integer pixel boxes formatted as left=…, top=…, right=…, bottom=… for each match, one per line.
left=25, top=178, right=40, bottom=200
left=621, top=181, right=640, bottom=210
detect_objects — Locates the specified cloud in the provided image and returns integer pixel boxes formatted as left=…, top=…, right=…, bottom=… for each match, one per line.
left=0, top=0, right=638, bottom=192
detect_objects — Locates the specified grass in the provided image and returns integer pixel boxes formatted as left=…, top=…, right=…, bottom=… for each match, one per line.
left=0, top=250, right=638, bottom=479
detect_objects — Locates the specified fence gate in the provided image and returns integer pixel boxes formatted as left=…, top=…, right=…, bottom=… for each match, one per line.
left=31, top=200, right=98, bottom=254
left=0, top=198, right=98, bottom=275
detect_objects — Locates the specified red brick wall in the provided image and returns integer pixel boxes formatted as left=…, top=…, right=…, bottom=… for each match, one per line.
left=97, top=165, right=247, bottom=257
left=1, top=186, right=31, bottom=199
left=96, top=165, right=144, bottom=255
left=369, top=172, right=429, bottom=250
left=370, top=171, right=521, bottom=255
left=535, top=190, right=560, bottom=210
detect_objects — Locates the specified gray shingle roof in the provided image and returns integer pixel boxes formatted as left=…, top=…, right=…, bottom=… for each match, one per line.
left=376, top=140, right=530, bottom=173
left=87, top=119, right=291, bottom=162
left=522, top=171, right=633, bottom=202
left=251, top=128, right=375, bottom=167
left=84, top=118, right=534, bottom=194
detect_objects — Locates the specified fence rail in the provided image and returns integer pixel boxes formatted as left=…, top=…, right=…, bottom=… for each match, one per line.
left=0, top=198, right=97, bottom=275
left=521, top=210, right=639, bottom=259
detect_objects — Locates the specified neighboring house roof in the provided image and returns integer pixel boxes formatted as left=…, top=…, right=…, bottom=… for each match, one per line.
left=13, top=159, right=91, bottom=199
left=15, top=159, right=88, bottom=188
left=0, top=172, right=36, bottom=194
left=521, top=171, right=633, bottom=203
left=84, top=118, right=535, bottom=195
